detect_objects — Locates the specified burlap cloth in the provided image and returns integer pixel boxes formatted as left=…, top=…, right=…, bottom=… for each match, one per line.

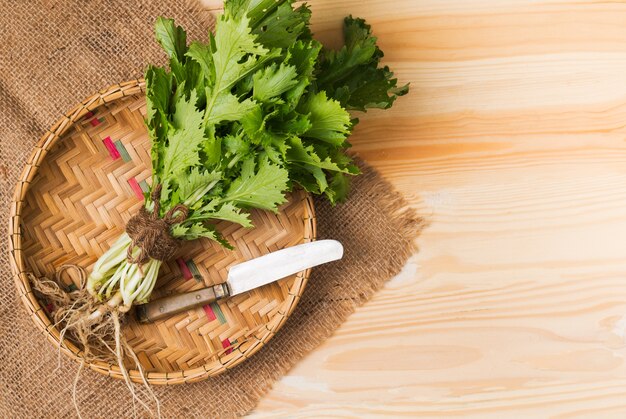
left=0, top=1, right=422, bottom=417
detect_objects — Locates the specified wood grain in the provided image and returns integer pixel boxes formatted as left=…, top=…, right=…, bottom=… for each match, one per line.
left=200, top=0, right=626, bottom=416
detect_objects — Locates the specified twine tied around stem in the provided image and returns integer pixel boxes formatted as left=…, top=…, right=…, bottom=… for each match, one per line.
left=125, top=184, right=188, bottom=265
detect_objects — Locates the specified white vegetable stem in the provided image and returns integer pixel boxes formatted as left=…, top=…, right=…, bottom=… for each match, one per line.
left=87, top=232, right=162, bottom=307
left=184, top=180, right=219, bottom=207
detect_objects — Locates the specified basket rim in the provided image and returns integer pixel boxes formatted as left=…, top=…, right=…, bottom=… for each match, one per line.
left=7, top=79, right=317, bottom=385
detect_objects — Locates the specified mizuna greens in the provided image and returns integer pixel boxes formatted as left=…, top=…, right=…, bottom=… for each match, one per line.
left=33, top=0, right=406, bottom=415
left=86, top=0, right=407, bottom=310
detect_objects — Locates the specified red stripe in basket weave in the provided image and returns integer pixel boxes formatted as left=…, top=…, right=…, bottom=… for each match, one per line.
left=222, top=339, right=232, bottom=354
left=103, top=136, right=120, bottom=160
left=203, top=305, right=217, bottom=322
left=176, top=258, right=193, bottom=280
left=127, top=178, right=144, bottom=200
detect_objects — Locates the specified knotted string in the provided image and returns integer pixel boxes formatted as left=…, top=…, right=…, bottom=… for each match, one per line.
left=125, top=184, right=188, bottom=265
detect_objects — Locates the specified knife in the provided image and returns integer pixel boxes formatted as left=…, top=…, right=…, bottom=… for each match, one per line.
left=135, top=240, right=344, bottom=323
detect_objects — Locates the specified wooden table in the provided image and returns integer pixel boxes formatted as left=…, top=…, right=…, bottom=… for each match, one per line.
left=202, top=1, right=626, bottom=416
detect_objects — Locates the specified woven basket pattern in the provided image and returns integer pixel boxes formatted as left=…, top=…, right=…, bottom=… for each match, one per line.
left=8, top=80, right=316, bottom=384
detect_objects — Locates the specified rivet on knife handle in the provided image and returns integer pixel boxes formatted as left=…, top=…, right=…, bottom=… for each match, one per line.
left=136, top=283, right=230, bottom=323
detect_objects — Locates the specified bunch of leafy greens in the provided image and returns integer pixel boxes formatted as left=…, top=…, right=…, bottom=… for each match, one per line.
left=86, top=0, right=407, bottom=308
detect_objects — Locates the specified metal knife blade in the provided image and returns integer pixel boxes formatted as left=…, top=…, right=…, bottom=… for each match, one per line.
left=136, top=240, right=343, bottom=323
left=226, top=239, right=343, bottom=296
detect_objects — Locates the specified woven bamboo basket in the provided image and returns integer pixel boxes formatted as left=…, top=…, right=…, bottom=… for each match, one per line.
left=8, top=79, right=316, bottom=385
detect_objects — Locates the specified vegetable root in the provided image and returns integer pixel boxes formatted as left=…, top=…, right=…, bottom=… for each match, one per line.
left=29, top=267, right=160, bottom=418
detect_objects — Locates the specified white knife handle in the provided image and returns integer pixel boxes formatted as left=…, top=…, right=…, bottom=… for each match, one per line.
left=136, top=283, right=230, bottom=323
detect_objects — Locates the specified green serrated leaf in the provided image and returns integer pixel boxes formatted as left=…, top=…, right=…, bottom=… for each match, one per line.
left=173, top=89, right=202, bottom=130
left=171, top=224, right=189, bottom=238
left=223, top=132, right=250, bottom=156
left=176, top=167, right=222, bottom=205
left=240, top=105, right=279, bottom=145
left=186, top=41, right=214, bottom=84
left=315, top=16, right=408, bottom=111
left=145, top=65, right=172, bottom=177
left=285, top=136, right=357, bottom=193
left=160, top=178, right=172, bottom=203
left=223, top=156, right=288, bottom=211
left=275, top=112, right=311, bottom=136
left=283, top=40, right=321, bottom=107
left=288, top=40, right=321, bottom=78
left=326, top=172, right=350, bottom=204
left=289, top=165, right=321, bottom=194
left=287, top=136, right=352, bottom=173
left=252, top=63, right=299, bottom=102
left=213, top=14, right=267, bottom=91
left=155, top=17, right=188, bottom=61
left=206, top=91, right=257, bottom=125
left=263, top=143, right=282, bottom=165
left=145, top=65, right=172, bottom=120
left=162, top=90, right=205, bottom=176
left=209, top=202, right=252, bottom=227
left=298, top=91, right=352, bottom=145
left=178, top=222, right=234, bottom=248
left=252, top=2, right=312, bottom=48
left=186, top=223, right=210, bottom=239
